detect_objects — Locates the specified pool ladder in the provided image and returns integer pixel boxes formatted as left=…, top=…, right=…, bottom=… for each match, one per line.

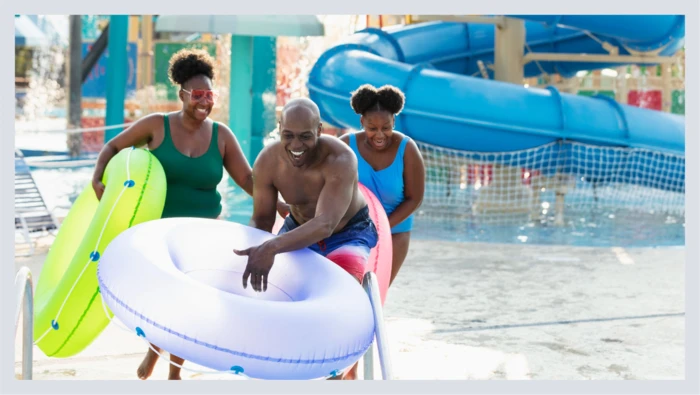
left=13, top=267, right=390, bottom=381
left=15, top=266, right=34, bottom=380
left=361, top=271, right=393, bottom=380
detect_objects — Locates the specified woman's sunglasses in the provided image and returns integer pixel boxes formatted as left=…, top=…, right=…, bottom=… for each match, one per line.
left=181, top=89, right=219, bottom=103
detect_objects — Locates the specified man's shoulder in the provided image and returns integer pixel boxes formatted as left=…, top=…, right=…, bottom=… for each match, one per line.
left=321, top=135, right=354, bottom=157
left=320, top=136, right=356, bottom=170
left=253, top=142, right=280, bottom=169
left=321, top=135, right=354, bottom=156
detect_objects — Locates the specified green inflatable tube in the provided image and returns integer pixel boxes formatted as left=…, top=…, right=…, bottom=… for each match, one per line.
left=34, top=148, right=166, bottom=357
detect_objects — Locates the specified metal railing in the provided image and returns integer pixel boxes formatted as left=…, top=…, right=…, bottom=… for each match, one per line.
left=14, top=266, right=34, bottom=380
left=361, top=271, right=392, bottom=380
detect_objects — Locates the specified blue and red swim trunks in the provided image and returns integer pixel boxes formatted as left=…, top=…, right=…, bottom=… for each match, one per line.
left=277, top=205, right=378, bottom=282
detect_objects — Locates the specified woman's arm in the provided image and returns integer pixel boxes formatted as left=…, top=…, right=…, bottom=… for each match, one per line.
left=221, top=124, right=254, bottom=196
left=91, top=113, right=162, bottom=200
left=386, top=139, right=425, bottom=228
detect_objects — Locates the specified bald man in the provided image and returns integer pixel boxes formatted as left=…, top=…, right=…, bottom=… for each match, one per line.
left=234, top=98, right=377, bottom=380
left=234, top=97, right=378, bottom=291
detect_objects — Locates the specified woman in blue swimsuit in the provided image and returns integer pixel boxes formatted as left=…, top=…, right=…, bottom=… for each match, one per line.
left=339, top=84, right=425, bottom=286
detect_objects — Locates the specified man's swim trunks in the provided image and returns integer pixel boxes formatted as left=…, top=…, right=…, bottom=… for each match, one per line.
left=277, top=205, right=378, bottom=282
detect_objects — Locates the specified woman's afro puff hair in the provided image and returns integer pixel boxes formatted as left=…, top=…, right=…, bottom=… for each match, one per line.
left=350, top=84, right=405, bottom=115
left=168, top=48, right=216, bottom=86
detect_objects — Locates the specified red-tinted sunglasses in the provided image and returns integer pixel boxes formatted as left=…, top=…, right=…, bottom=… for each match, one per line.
left=181, top=89, right=219, bottom=103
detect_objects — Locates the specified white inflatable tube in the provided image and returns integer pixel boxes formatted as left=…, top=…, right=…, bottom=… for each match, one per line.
left=97, top=218, right=375, bottom=380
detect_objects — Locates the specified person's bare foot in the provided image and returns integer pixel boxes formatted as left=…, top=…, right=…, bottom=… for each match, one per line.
left=342, top=362, right=358, bottom=380
left=169, top=354, right=184, bottom=381
left=137, top=349, right=159, bottom=380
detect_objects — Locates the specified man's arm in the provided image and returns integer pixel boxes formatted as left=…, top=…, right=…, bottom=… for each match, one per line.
left=248, top=148, right=279, bottom=233
left=263, top=152, right=357, bottom=254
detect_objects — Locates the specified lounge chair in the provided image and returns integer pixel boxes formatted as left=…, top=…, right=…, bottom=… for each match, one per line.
left=15, top=149, right=58, bottom=256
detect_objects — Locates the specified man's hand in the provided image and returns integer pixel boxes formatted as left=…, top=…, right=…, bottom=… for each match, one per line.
left=234, top=243, right=276, bottom=292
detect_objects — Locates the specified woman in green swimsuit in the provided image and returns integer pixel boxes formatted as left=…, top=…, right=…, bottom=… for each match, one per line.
left=91, top=48, right=288, bottom=380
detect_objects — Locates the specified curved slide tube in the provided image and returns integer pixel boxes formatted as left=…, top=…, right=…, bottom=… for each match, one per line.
left=509, top=15, right=685, bottom=55
left=308, top=17, right=685, bottom=155
left=340, top=16, right=684, bottom=80
left=33, top=148, right=166, bottom=357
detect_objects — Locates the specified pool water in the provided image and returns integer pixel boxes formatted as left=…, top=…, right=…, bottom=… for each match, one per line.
left=29, top=166, right=96, bottom=217
left=411, top=210, right=684, bottom=247
left=29, top=168, right=685, bottom=248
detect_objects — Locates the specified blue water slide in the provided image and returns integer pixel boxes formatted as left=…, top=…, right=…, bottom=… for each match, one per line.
left=307, top=16, right=685, bottom=157
left=509, top=15, right=685, bottom=54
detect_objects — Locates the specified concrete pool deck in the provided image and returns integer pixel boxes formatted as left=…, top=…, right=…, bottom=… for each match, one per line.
left=14, top=235, right=684, bottom=380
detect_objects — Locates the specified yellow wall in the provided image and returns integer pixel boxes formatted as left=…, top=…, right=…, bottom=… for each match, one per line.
left=128, top=16, right=140, bottom=42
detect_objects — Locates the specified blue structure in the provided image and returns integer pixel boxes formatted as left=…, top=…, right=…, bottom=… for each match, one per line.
left=250, top=37, right=277, bottom=163
left=229, top=36, right=277, bottom=164
left=307, top=16, right=685, bottom=156
left=82, top=42, right=138, bottom=99
left=104, top=15, right=129, bottom=142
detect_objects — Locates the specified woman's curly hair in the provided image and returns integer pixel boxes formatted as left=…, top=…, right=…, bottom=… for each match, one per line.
left=168, top=48, right=216, bottom=87
left=350, top=84, right=405, bottom=115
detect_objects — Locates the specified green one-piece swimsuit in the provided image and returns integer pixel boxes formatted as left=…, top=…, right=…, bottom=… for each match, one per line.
left=150, top=114, right=224, bottom=219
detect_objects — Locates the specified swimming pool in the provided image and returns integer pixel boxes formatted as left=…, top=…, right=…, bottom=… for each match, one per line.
left=28, top=165, right=683, bottom=248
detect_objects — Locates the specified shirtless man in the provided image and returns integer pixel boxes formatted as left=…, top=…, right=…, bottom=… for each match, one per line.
left=233, top=98, right=378, bottom=380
